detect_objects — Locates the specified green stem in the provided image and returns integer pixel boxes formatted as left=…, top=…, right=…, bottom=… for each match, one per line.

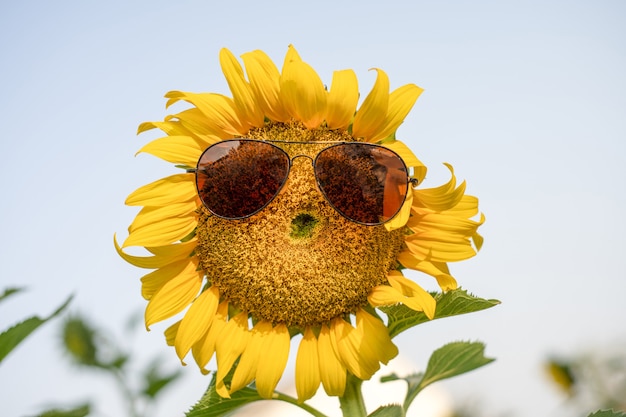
left=274, top=392, right=328, bottom=417
left=338, top=374, right=367, bottom=417
left=110, top=369, right=140, bottom=417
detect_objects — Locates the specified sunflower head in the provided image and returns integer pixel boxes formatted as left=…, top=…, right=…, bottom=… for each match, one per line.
left=117, top=45, right=484, bottom=401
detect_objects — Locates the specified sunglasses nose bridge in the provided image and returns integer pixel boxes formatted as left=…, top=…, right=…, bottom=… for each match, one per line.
left=279, top=153, right=327, bottom=206
left=287, top=154, right=319, bottom=188
left=290, top=154, right=314, bottom=164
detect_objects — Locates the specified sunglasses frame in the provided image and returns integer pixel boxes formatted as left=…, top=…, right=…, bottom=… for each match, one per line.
left=188, top=139, right=418, bottom=225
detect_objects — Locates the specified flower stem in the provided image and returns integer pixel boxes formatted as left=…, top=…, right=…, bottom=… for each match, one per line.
left=274, top=392, right=328, bottom=417
left=338, top=374, right=367, bottom=417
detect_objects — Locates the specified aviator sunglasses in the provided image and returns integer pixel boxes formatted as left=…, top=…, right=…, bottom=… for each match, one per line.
left=188, top=139, right=418, bottom=225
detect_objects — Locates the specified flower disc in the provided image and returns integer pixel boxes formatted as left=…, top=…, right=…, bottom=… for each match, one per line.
left=195, top=123, right=405, bottom=327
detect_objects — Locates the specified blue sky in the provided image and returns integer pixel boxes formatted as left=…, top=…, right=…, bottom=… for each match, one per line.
left=1, top=1, right=625, bottom=416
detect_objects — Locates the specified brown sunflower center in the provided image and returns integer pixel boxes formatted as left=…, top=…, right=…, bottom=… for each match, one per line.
left=195, top=122, right=406, bottom=328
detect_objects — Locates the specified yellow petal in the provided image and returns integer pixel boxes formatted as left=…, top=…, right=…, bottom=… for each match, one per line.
left=138, top=119, right=219, bottom=144
left=473, top=230, right=484, bottom=251
left=114, top=235, right=196, bottom=269
left=241, top=49, right=289, bottom=122
left=369, top=84, right=424, bottom=142
left=125, top=173, right=197, bottom=207
left=136, top=135, right=207, bottom=166
left=165, top=91, right=246, bottom=136
left=219, top=48, right=265, bottom=128
left=164, top=320, right=180, bottom=346
left=175, top=286, right=220, bottom=361
left=230, top=321, right=279, bottom=394
left=144, top=264, right=203, bottom=329
left=124, top=213, right=197, bottom=248
left=352, top=69, right=389, bottom=140
left=382, top=140, right=427, bottom=182
left=280, top=58, right=327, bottom=129
left=215, top=312, right=250, bottom=398
left=407, top=212, right=483, bottom=236
left=331, top=318, right=379, bottom=380
left=385, top=187, right=412, bottom=232
left=355, top=309, right=398, bottom=365
left=368, top=285, right=431, bottom=314
left=396, top=252, right=458, bottom=290
left=283, top=44, right=302, bottom=65
left=412, top=164, right=465, bottom=212
left=295, top=327, right=321, bottom=402
left=128, top=201, right=198, bottom=233
left=386, top=272, right=436, bottom=319
left=325, top=69, right=359, bottom=130
left=442, top=195, right=480, bottom=218
left=317, top=324, right=346, bottom=396
left=140, top=258, right=197, bottom=300
left=255, top=323, right=290, bottom=398
left=168, top=108, right=226, bottom=141
left=192, top=301, right=228, bottom=374
left=404, top=231, right=477, bottom=262
left=230, top=340, right=259, bottom=394
left=138, top=120, right=182, bottom=135
left=352, top=313, right=394, bottom=375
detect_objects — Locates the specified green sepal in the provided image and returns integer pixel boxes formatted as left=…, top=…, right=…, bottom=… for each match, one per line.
left=176, top=164, right=196, bottom=171
left=383, top=341, right=494, bottom=410
left=588, top=411, right=626, bottom=417
left=368, top=404, right=405, bottom=417
left=380, top=289, right=500, bottom=338
left=0, top=294, right=73, bottom=364
left=186, top=372, right=263, bottom=417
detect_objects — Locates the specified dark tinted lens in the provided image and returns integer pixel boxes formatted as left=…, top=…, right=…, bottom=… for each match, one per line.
left=195, top=140, right=290, bottom=219
left=314, top=143, right=409, bottom=224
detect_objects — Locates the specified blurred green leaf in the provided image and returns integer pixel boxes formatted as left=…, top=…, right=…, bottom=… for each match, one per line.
left=109, top=353, right=129, bottom=370
left=381, top=289, right=500, bottom=338
left=545, top=357, right=576, bottom=394
left=588, top=411, right=626, bottom=417
left=61, top=316, right=102, bottom=367
left=33, top=403, right=90, bottom=417
left=383, top=341, right=494, bottom=410
left=142, top=359, right=182, bottom=399
left=186, top=373, right=263, bottom=417
left=368, top=404, right=404, bottom=417
left=0, top=295, right=73, bottom=364
left=0, top=287, right=24, bottom=303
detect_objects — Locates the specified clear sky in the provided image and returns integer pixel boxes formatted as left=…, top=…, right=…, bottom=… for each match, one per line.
left=1, top=1, right=625, bottom=416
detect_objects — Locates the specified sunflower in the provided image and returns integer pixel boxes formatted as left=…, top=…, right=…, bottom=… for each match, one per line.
left=116, top=45, right=484, bottom=401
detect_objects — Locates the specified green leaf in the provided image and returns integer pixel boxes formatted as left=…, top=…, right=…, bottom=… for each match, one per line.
left=0, top=295, right=73, bottom=364
left=380, top=372, right=422, bottom=404
left=406, top=341, right=494, bottom=409
left=368, top=404, right=405, bottom=417
left=186, top=373, right=264, bottom=417
left=381, top=341, right=494, bottom=411
left=420, top=341, right=494, bottom=388
left=588, top=411, right=626, bottom=417
left=0, top=287, right=24, bottom=303
left=380, top=289, right=500, bottom=338
left=34, top=404, right=90, bottom=417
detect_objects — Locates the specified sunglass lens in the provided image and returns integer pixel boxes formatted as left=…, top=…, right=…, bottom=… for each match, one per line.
left=315, top=143, right=409, bottom=224
left=195, top=140, right=289, bottom=219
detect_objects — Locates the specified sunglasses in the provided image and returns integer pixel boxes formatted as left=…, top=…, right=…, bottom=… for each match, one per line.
left=188, top=139, right=417, bottom=225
